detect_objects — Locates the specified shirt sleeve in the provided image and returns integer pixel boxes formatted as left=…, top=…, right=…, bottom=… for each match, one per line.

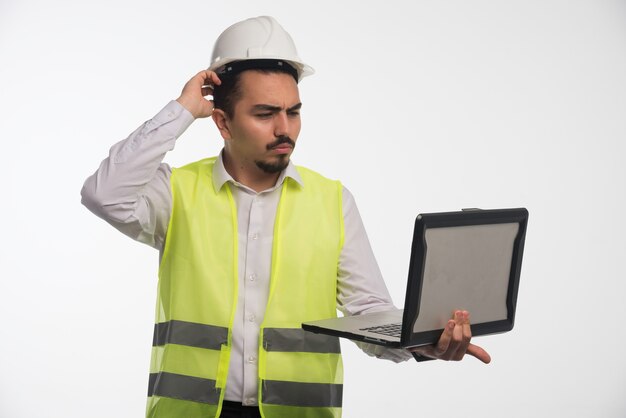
left=80, top=100, right=194, bottom=249
left=337, top=187, right=413, bottom=363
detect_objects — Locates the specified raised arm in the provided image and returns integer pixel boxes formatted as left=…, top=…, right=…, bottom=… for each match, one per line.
left=80, top=70, right=220, bottom=249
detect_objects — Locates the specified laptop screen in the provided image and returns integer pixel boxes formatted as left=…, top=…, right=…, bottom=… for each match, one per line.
left=412, top=222, right=519, bottom=332
left=402, top=208, right=528, bottom=347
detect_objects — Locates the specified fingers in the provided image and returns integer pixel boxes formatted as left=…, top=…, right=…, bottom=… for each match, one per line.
left=433, top=311, right=465, bottom=360
left=448, top=310, right=491, bottom=363
left=467, top=344, right=492, bottom=364
left=194, top=69, right=220, bottom=82
left=177, top=70, right=221, bottom=119
left=196, top=69, right=222, bottom=89
left=436, top=310, right=464, bottom=360
left=432, top=310, right=478, bottom=362
left=189, top=71, right=220, bottom=94
left=204, top=69, right=222, bottom=86
left=434, top=320, right=455, bottom=358
left=451, top=310, right=472, bottom=361
left=200, top=70, right=221, bottom=97
left=410, top=310, right=491, bottom=364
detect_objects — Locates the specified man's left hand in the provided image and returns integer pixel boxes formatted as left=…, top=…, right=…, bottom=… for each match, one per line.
left=410, top=310, right=491, bottom=364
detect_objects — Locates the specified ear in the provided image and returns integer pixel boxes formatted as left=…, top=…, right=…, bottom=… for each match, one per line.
left=212, top=109, right=232, bottom=140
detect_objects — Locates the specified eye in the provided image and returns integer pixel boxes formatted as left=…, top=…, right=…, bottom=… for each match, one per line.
left=255, top=113, right=273, bottom=119
left=288, top=110, right=300, bottom=117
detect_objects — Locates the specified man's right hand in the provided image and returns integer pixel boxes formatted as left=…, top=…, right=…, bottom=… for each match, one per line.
left=176, top=70, right=222, bottom=119
left=410, top=310, right=491, bottom=364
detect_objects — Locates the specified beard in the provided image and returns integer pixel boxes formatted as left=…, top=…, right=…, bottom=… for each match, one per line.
left=255, top=135, right=295, bottom=174
left=255, top=156, right=290, bottom=173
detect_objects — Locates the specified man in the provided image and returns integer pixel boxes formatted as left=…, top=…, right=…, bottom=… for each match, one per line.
left=81, top=16, right=490, bottom=418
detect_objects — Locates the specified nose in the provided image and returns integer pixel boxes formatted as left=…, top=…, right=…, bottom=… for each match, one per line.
left=273, top=111, right=289, bottom=137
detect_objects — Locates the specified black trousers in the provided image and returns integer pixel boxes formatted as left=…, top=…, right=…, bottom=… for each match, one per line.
left=219, top=401, right=262, bottom=418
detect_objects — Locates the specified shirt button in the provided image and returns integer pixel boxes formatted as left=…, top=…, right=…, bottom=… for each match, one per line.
left=244, top=398, right=256, bottom=405
left=249, top=273, right=257, bottom=281
left=248, top=314, right=256, bottom=322
left=250, top=233, right=258, bottom=240
left=247, top=356, right=257, bottom=364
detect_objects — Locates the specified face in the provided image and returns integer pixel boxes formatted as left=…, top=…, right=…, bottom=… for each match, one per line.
left=217, top=71, right=302, bottom=175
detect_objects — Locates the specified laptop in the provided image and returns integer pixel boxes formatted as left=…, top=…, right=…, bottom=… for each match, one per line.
left=302, top=208, right=528, bottom=348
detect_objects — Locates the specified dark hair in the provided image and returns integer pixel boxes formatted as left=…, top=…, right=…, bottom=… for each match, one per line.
left=213, top=62, right=298, bottom=117
left=212, top=72, right=245, bottom=118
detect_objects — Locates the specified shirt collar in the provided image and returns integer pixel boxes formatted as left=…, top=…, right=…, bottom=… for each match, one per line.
left=212, top=150, right=304, bottom=193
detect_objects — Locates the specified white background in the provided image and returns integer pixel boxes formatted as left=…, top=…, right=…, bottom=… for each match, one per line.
left=1, top=0, right=625, bottom=417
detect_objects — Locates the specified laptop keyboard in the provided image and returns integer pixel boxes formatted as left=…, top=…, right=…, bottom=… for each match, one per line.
left=360, top=323, right=402, bottom=337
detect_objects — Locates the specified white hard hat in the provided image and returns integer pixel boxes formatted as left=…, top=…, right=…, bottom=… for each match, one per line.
left=208, top=16, right=314, bottom=81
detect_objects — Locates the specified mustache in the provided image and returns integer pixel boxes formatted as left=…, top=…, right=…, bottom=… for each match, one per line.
left=266, top=135, right=295, bottom=151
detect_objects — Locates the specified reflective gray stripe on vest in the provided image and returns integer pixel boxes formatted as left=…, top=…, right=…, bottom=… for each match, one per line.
left=263, top=328, right=341, bottom=353
left=153, top=320, right=228, bottom=350
left=148, top=372, right=220, bottom=404
left=262, top=380, right=343, bottom=408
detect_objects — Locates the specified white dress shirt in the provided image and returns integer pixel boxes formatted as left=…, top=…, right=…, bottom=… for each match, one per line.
left=81, top=100, right=411, bottom=406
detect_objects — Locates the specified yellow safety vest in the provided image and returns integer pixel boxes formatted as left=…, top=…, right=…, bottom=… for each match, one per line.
left=146, top=157, right=345, bottom=418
